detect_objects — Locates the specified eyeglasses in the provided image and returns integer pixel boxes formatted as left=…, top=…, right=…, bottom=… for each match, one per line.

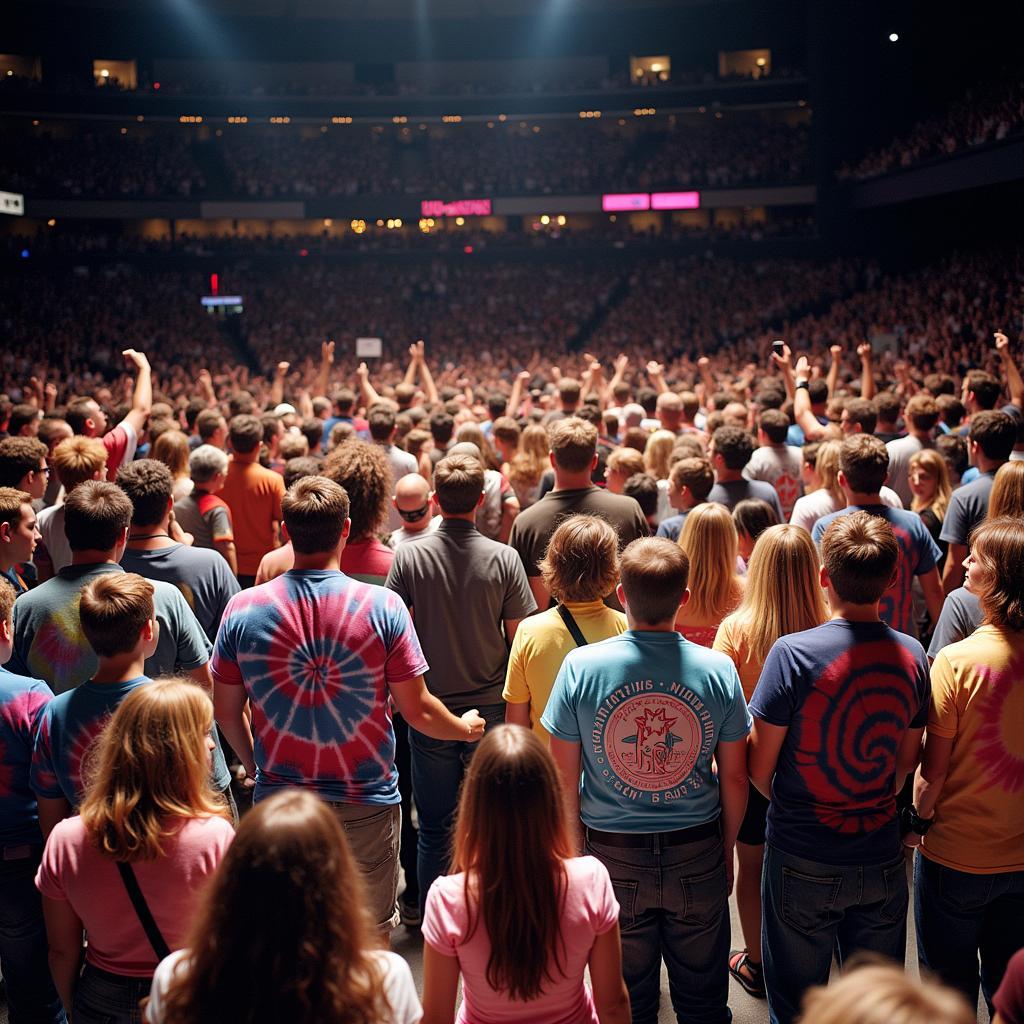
left=36, top=465, right=51, bottom=476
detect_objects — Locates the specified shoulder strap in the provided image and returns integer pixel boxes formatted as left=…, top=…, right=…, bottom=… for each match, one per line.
left=556, top=604, right=589, bottom=648
left=116, top=861, right=172, bottom=962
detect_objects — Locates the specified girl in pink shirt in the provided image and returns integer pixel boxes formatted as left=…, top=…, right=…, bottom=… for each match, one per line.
left=421, top=726, right=631, bottom=1024
left=36, top=679, right=234, bottom=1024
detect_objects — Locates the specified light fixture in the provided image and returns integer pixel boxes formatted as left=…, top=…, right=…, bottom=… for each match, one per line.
left=889, top=32, right=899, bottom=42
left=100, top=69, right=110, bottom=78
left=756, top=57, right=767, bottom=67
left=323, top=218, right=333, bottom=227
left=47, top=218, right=56, bottom=227
left=556, top=215, right=566, bottom=226
left=540, top=215, right=550, bottom=225
left=650, top=63, right=662, bottom=72
left=455, top=217, right=465, bottom=226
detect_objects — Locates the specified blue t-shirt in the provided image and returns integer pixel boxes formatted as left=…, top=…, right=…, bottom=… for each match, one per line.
left=31, top=676, right=151, bottom=806
left=656, top=512, right=689, bottom=542
left=749, top=619, right=930, bottom=865
left=940, top=471, right=996, bottom=547
left=542, top=630, right=751, bottom=833
left=812, top=505, right=941, bottom=636
left=0, top=668, right=53, bottom=846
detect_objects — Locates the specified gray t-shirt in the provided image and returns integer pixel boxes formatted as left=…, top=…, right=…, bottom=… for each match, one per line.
left=120, top=543, right=241, bottom=643
left=939, top=471, right=997, bottom=547
left=927, top=587, right=982, bottom=660
left=708, top=478, right=784, bottom=521
left=744, top=445, right=803, bottom=519
left=386, top=519, right=535, bottom=707
left=886, top=435, right=931, bottom=509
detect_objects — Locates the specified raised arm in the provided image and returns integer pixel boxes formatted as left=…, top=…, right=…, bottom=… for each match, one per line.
left=507, top=369, right=531, bottom=417
left=356, top=361, right=382, bottom=410
left=647, top=360, right=669, bottom=395
left=826, top=344, right=843, bottom=397
left=792, top=355, right=827, bottom=441
left=269, top=361, right=289, bottom=409
left=416, top=341, right=440, bottom=406
left=120, top=349, right=153, bottom=436
left=858, top=342, right=877, bottom=400
left=996, top=330, right=1024, bottom=408
left=770, top=341, right=795, bottom=400
left=314, top=340, right=334, bottom=399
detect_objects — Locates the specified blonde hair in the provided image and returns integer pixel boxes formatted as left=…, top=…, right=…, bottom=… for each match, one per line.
left=720, top=525, right=828, bottom=666
left=908, top=448, right=952, bottom=521
left=799, top=962, right=973, bottom=1024
left=51, top=435, right=108, bottom=491
left=989, top=459, right=1024, bottom=519
left=677, top=503, right=743, bottom=621
left=79, top=678, right=229, bottom=862
left=150, top=430, right=190, bottom=481
left=814, top=440, right=844, bottom=504
left=643, top=430, right=676, bottom=481
left=509, top=424, right=550, bottom=489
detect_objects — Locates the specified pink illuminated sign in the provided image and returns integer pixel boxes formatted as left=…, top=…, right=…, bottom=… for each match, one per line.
left=420, top=198, right=492, bottom=218
left=602, top=193, right=650, bottom=212
left=651, top=191, right=701, bottom=210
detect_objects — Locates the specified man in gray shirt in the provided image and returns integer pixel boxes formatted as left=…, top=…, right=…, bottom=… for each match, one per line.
left=386, top=453, right=535, bottom=910
left=885, top=394, right=940, bottom=508
left=369, top=403, right=418, bottom=534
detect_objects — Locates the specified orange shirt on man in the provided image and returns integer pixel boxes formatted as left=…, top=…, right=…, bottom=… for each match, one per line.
left=220, top=459, right=285, bottom=577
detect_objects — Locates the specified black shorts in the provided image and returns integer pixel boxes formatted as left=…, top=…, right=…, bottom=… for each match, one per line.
left=737, top=785, right=770, bottom=846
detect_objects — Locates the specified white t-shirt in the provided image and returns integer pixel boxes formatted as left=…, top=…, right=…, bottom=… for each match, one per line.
left=390, top=516, right=442, bottom=547
left=789, top=486, right=903, bottom=534
left=146, top=948, right=422, bottom=1024
left=37, top=503, right=72, bottom=575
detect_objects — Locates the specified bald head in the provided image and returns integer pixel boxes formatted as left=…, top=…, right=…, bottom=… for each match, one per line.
left=393, top=473, right=433, bottom=532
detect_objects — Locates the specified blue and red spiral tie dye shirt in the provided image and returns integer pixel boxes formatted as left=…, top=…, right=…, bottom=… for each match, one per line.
left=749, top=619, right=930, bottom=865
left=0, top=667, right=53, bottom=846
left=211, top=569, right=428, bottom=805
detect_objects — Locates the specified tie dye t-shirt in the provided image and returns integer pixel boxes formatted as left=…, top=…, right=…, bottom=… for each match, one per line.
left=0, top=667, right=53, bottom=846
left=812, top=505, right=941, bottom=636
left=920, top=626, right=1024, bottom=873
left=31, top=676, right=150, bottom=806
left=749, top=619, right=930, bottom=865
left=211, top=569, right=428, bottom=805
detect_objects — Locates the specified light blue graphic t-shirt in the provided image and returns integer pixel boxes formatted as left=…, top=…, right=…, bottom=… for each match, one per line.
left=542, top=630, right=751, bottom=833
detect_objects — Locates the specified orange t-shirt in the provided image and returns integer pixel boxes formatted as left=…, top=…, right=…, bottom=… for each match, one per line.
left=220, top=459, right=285, bottom=576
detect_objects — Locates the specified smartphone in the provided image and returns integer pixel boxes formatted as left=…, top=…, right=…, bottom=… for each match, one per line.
left=772, top=339, right=786, bottom=357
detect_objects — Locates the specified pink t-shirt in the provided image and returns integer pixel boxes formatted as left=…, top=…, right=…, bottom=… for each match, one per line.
left=423, top=856, right=619, bottom=1024
left=36, top=814, right=233, bottom=977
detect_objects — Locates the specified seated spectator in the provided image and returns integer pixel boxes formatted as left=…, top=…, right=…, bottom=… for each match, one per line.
left=0, top=576, right=63, bottom=1023
left=708, top=426, right=784, bottom=521
left=36, top=436, right=108, bottom=580
left=421, top=726, right=629, bottom=1024
left=35, top=679, right=234, bottom=1022
left=656, top=456, right=714, bottom=542
left=732, top=498, right=781, bottom=567
left=911, top=516, right=1024, bottom=1014
left=0, top=486, right=40, bottom=594
left=675, top=502, right=745, bottom=647
left=503, top=516, right=626, bottom=740
left=174, top=444, right=236, bottom=574
left=713, top=525, right=828, bottom=998
left=145, top=789, right=420, bottom=1024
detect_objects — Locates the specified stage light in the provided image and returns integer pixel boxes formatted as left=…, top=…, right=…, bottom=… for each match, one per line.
left=20, top=249, right=29, bottom=258
left=100, top=69, right=110, bottom=78
left=47, top=218, right=56, bottom=227
left=455, top=217, right=465, bottom=226
left=889, top=32, right=899, bottom=42
left=756, top=57, right=767, bottom=67
left=540, top=215, right=550, bottom=225
left=323, top=219, right=332, bottom=227
left=556, top=215, right=566, bottom=226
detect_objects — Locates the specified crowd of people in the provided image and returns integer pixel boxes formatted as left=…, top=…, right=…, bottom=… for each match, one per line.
left=0, top=291, right=1023, bottom=1024
left=6, top=114, right=811, bottom=200
left=838, top=67, right=1024, bottom=181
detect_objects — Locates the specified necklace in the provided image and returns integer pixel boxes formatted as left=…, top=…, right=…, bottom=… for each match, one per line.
left=127, top=532, right=171, bottom=541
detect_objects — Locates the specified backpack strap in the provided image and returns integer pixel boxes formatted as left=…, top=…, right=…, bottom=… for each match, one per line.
left=556, top=604, right=589, bottom=648
left=116, top=861, right=171, bottom=962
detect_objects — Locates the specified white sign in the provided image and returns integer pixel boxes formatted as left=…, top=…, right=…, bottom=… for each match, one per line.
left=356, top=337, right=383, bottom=358
left=0, top=191, right=24, bottom=216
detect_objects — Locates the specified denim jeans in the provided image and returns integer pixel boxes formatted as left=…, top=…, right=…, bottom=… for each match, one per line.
left=0, top=852, right=66, bottom=1024
left=585, top=830, right=731, bottom=1024
left=408, top=702, right=505, bottom=916
left=393, top=713, right=419, bottom=907
left=761, top=844, right=908, bottom=1024
left=914, top=852, right=1024, bottom=1014
left=73, top=965, right=151, bottom=1024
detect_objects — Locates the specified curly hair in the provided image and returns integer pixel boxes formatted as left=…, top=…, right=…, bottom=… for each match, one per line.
left=323, top=441, right=391, bottom=541
left=538, top=515, right=620, bottom=603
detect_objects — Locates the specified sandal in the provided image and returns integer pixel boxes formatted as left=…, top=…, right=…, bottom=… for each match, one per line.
left=729, top=949, right=766, bottom=998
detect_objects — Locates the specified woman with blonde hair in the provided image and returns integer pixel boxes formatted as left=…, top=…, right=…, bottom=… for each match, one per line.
left=643, top=430, right=676, bottom=523
left=145, top=789, right=421, bottom=1024
left=674, top=502, right=745, bottom=647
left=504, top=515, right=627, bottom=740
left=509, top=423, right=550, bottom=509
left=36, top=679, right=233, bottom=1024
left=908, top=448, right=952, bottom=549
left=713, top=524, right=829, bottom=997
left=421, top=725, right=629, bottom=1024
left=150, top=430, right=193, bottom=502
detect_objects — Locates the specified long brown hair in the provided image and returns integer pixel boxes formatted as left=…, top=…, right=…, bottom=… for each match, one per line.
left=988, top=460, right=1024, bottom=519
left=451, top=726, right=574, bottom=1002
left=159, top=789, right=388, bottom=1024
left=78, top=678, right=229, bottom=862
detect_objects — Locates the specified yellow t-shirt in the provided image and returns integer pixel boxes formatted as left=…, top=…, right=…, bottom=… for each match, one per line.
left=920, top=625, right=1024, bottom=873
left=502, top=600, right=628, bottom=742
left=712, top=616, right=764, bottom=703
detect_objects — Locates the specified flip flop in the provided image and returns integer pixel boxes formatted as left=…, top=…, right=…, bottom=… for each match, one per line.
left=729, top=949, right=766, bottom=998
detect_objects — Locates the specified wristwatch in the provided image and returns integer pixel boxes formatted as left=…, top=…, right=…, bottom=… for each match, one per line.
left=900, top=804, right=934, bottom=835
left=795, top=379, right=810, bottom=390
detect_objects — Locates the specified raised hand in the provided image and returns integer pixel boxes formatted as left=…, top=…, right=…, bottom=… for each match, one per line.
left=276, top=361, right=290, bottom=377
left=995, top=330, right=1009, bottom=353
left=614, top=353, right=629, bottom=374
left=122, top=349, right=150, bottom=371
left=857, top=342, right=873, bottom=361
left=321, top=340, right=335, bottom=363
left=647, top=360, right=664, bottom=377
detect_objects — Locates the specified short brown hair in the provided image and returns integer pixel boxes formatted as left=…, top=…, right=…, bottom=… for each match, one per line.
left=491, top=417, right=520, bottom=446
left=904, top=394, right=940, bottom=433
left=539, top=515, right=620, bottom=603
left=843, top=398, right=878, bottom=434
left=433, top=454, right=484, bottom=515
left=281, top=477, right=350, bottom=555
left=80, top=573, right=155, bottom=657
left=970, top=517, right=1024, bottom=630
left=0, top=437, right=47, bottom=488
left=969, top=410, right=1016, bottom=463
left=669, top=457, right=714, bottom=502
left=0, top=487, right=31, bottom=530
left=0, top=576, right=16, bottom=626
left=759, top=409, right=790, bottom=445
left=557, top=378, right=581, bottom=406
left=116, top=459, right=173, bottom=527
left=229, top=414, right=263, bottom=454
left=51, top=436, right=108, bottom=492
left=64, top=480, right=133, bottom=552
left=323, top=440, right=391, bottom=540
left=821, top=510, right=899, bottom=605
left=606, top=447, right=645, bottom=477
left=196, top=409, right=226, bottom=442
left=619, top=537, right=689, bottom=625
left=839, top=434, right=889, bottom=494
left=548, top=418, right=597, bottom=473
